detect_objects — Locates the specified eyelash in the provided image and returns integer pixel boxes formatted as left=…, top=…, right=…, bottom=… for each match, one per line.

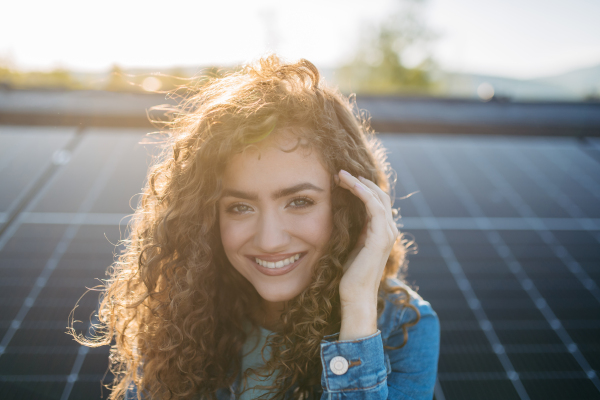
left=289, top=196, right=315, bottom=208
left=226, top=196, right=315, bottom=214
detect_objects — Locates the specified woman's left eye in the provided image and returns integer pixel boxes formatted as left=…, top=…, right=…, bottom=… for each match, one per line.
left=288, top=197, right=314, bottom=208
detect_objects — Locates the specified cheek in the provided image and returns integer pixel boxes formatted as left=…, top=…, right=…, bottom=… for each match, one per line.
left=295, top=206, right=333, bottom=248
left=219, top=216, right=249, bottom=255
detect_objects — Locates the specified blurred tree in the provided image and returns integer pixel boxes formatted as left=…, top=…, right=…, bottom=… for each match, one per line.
left=104, top=65, right=132, bottom=91
left=337, top=0, right=437, bottom=95
left=161, top=67, right=188, bottom=91
left=0, top=66, right=82, bottom=90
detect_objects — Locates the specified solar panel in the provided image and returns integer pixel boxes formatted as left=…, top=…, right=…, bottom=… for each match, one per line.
left=0, top=126, right=599, bottom=399
left=383, top=134, right=600, bottom=400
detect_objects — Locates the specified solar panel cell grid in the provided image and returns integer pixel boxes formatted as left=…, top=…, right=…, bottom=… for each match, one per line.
left=441, top=380, right=520, bottom=400
left=1, top=381, right=67, bottom=400
left=0, top=128, right=599, bottom=399
left=0, top=127, right=75, bottom=221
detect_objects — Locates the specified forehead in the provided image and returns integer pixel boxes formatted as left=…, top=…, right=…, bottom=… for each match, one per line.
left=222, top=133, right=330, bottom=188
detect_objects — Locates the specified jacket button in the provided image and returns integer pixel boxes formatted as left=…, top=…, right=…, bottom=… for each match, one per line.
left=330, top=356, right=349, bottom=375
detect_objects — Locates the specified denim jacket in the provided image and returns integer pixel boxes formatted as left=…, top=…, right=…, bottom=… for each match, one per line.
left=126, top=278, right=440, bottom=400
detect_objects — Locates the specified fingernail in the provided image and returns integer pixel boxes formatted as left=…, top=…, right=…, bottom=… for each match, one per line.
left=354, top=182, right=365, bottom=191
left=358, top=176, right=365, bottom=181
left=340, top=170, right=351, bottom=177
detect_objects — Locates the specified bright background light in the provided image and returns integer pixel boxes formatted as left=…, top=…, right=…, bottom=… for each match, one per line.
left=1, top=0, right=599, bottom=79
left=0, top=0, right=394, bottom=71
left=428, top=0, right=600, bottom=79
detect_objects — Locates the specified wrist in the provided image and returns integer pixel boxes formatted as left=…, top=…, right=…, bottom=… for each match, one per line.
left=340, top=287, right=378, bottom=307
left=339, top=299, right=378, bottom=340
left=339, top=259, right=387, bottom=304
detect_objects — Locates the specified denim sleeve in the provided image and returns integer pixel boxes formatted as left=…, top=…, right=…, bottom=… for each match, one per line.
left=319, top=299, right=440, bottom=400
left=124, top=382, right=141, bottom=400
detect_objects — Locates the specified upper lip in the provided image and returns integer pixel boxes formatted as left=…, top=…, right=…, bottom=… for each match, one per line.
left=246, top=252, right=305, bottom=262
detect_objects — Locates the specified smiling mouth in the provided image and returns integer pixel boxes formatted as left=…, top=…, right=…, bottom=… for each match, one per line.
left=254, top=253, right=302, bottom=269
left=246, top=252, right=307, bottom=276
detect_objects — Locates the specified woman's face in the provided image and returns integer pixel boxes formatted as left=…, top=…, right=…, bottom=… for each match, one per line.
left=219, top=133, right=333, bottom=305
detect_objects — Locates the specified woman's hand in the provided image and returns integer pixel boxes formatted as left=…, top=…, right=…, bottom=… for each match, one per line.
left=335, top=170, right=399, bottom=340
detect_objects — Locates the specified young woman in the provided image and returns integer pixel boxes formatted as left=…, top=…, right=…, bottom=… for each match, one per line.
left=75, top=55, right=440, bottom=399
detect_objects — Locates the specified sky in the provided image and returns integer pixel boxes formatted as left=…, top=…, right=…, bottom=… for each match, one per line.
left=1, top=0, right=599, bottom=80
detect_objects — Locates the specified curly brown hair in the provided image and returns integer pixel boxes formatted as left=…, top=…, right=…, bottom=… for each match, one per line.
left=71, top=55, right=418, bottom=400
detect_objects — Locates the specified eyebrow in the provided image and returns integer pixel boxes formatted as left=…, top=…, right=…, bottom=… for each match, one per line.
left=221, top=182, right=324, bottom=201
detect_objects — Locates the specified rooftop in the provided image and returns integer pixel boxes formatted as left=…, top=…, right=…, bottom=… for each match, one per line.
left=0, top=92, right=599, bottom=399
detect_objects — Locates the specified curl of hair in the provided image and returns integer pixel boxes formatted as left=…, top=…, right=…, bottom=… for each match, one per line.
left=71, top=55, right=419, bottom=400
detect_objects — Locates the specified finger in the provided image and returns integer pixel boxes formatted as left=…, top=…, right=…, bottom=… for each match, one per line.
left=339, top=171, right=389, bottom=235
left=357, top=177, right=393, bottom=209
left=337, top=170, right=368, bottom=193
left=338, top=171, right=384, bottom=203
left=356, top=178, right=398, bottom=223
left=353, top=183, right=388, bottom=230
left=338, top=171, right=397, bottom=239
left=337, top=170, right=365, bottom=190
left=338, top=171, right=380, bottom=209
left=357, top=177, right=398, bottom=233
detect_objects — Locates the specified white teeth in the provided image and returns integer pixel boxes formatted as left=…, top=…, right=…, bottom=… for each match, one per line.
left=255, top=253, right=302, bottom=269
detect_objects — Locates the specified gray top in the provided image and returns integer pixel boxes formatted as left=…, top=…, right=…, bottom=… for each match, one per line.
left=239, top=324, right=276, bottom=400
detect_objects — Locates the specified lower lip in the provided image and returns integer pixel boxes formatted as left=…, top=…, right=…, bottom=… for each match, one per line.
left=250, top=254, right=306, bottom=276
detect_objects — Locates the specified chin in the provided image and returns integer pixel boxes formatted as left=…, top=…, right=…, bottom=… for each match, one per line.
left=255, top=284, right=306, bottom=303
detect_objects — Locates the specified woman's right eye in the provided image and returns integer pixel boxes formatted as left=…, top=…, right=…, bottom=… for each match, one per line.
left=227, top=204, right=252, bottom=214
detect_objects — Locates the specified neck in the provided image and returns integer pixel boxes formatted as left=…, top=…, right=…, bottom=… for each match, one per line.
left=257, top=299, right=285, bottom=331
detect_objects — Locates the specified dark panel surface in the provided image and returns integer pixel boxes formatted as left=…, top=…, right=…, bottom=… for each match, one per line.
left=0, top=128, right=598, bottom=399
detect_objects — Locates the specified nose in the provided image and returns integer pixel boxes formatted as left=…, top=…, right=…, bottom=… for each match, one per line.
left=253, top=207, right=290, bottom=252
